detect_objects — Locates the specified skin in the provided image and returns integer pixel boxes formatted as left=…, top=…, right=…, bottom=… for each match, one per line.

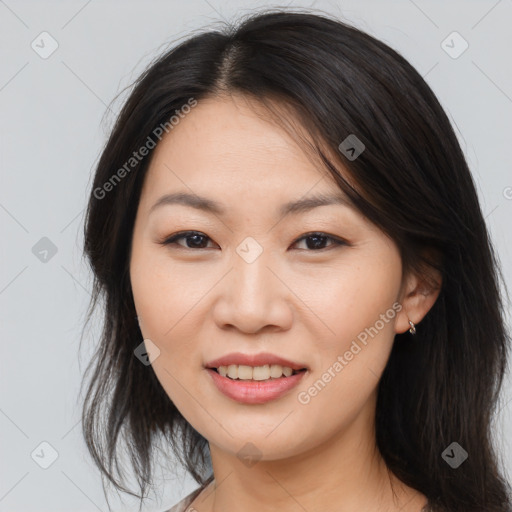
left=129, top=94, right=441, bottom=512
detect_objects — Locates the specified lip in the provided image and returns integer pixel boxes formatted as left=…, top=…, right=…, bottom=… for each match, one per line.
left=204, top=352, right=309, bottom=405
left=206, top=368, right=307, bottom=404
left=205, top=352, right=308, bottom=371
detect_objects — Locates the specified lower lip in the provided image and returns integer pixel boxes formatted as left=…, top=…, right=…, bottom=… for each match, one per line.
left=206, top=368, right=307, bottom=404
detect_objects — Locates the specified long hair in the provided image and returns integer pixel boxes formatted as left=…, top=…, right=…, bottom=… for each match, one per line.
left=81, top=9, right=511, bottom=511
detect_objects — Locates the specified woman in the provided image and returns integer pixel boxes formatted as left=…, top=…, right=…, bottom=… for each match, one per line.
left=81, top=9, right=512, bottom=512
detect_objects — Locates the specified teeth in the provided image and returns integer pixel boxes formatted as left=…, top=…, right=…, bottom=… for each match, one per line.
left=253, top=365, right=270, bottom=381
left=216, top=364, right=298, bottom=380
left=238, top=365, right=253, bottom=380
left=227, top=365, right=238, bottom=379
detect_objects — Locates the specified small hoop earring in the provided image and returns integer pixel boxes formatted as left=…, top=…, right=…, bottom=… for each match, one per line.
left=408, top=320, right=416, bottom=335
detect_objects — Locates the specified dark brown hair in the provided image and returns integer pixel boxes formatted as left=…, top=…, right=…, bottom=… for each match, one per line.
left=81, top=9, right=512, bottom=512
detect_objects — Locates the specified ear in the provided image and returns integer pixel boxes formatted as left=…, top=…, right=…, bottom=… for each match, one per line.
left=394, top=264, right=442, bottom=334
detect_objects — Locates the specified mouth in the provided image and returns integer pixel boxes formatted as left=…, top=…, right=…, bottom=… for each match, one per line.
left=204, top=353, right=309, bottom=404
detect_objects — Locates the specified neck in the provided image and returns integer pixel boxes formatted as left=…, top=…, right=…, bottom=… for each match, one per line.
left=197, top=396, right=427, bottom=512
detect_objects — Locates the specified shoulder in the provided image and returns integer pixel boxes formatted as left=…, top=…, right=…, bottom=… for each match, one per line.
left=161, top=486, right=202, bottom=512
left=162, top=480, right=213, bottom=512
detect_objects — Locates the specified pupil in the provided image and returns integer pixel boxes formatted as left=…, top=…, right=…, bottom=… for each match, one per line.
left=188, top=234, right=206, bottom=248
left=307, top=235, right=326, bottom=249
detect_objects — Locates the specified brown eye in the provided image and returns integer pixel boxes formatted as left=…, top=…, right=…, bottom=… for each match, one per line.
left=161, top=231, right=216, bottom=249
left=292, top=232, right=347, bottom=251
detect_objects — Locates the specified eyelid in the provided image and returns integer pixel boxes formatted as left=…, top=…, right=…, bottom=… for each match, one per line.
left=159, top=230, right=218, bottom=249
left=291, top=231, right=349, bottom=249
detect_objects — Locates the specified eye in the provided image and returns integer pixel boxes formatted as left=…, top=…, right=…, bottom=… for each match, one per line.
left=160, top=231, right=217, bottom=250
left=160, top=230, right=347, bottom=251
left=291, top=232, right=347, bottom=251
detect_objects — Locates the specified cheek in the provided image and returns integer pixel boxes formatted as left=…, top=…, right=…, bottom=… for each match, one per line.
left=130, top=253, right=205, bottom=415
left=130, top=242, right=211, bottom=343
left=130, top=245, right=218, bottom=414
left=292, top=251, right=402, bottom=409
left=293, top=251, right=402, bottom=351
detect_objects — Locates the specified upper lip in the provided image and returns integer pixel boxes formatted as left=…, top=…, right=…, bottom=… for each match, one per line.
left=205, top=352, right=308, bottom=371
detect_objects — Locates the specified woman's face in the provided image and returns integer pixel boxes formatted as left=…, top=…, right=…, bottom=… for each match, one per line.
left=130, top=94, right=415, bottom=462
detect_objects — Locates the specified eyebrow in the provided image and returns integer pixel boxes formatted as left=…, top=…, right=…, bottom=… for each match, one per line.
left=149, top=191, right=354, bottom=217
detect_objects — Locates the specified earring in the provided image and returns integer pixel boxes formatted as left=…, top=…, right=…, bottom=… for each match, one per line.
left=408, top=320, right=416, bottom=335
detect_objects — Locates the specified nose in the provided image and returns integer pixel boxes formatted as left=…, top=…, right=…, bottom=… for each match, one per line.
left=212, top=249, right=293, bottom=335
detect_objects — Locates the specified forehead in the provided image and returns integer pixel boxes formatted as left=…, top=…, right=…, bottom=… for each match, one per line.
left=142, top=95, right=344, bottom=203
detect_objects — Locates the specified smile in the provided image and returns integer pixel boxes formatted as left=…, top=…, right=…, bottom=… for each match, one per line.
left=206, top=366, right=307, bottom=404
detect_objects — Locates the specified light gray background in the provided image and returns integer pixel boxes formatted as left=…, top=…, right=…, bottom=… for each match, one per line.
left=1, top=0, right=511, bottom=510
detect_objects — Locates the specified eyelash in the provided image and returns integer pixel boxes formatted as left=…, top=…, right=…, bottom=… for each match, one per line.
left=159, top=230, right=348, bottom=252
